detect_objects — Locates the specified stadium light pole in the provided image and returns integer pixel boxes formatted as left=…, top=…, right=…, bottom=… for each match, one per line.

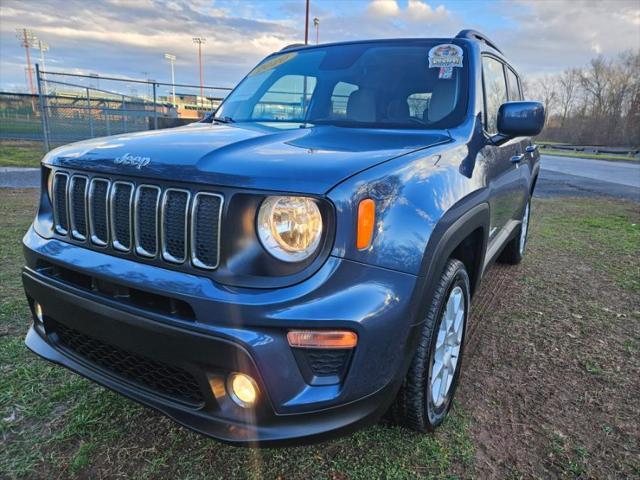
left=164, top=53, right=177, bottom=105
left=313, top=17, right=319, bottom=44
left=16, top=28, right=37, bottom=95
left=192, top=37, right=206, bottom=107
left=304, top=0, right=310, bottom=44
left=35, top=39, right=49, bottom=94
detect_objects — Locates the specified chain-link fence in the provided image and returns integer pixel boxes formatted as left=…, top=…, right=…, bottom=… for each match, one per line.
left=0, top=64, right=232, bottom=151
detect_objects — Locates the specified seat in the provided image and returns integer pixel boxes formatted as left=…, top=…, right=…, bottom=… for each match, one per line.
left=425, top=80, right=457, bottom=123
left=386, top=99, right=410, bottom=122
left=346, top=89, right=376, bottom=122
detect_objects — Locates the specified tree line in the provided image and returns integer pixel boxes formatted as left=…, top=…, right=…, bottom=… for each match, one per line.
left=524, top=51, right=639, bottom=147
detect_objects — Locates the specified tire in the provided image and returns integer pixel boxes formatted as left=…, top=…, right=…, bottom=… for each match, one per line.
left=391, top=258, right=470, bottom=432
left=499, top=199, right=530, bottom=265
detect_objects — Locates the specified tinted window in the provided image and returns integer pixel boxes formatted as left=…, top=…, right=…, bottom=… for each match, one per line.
left=482, top=56, right=507, bottom=134
left=215, top=41, right=469, bottom=129
left=506, top=68, right=521, bottom=101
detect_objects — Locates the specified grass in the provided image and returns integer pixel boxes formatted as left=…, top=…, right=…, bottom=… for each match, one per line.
left=1, top=187, right=638, bottom=479
left=0, top=140, right=45, bottom=168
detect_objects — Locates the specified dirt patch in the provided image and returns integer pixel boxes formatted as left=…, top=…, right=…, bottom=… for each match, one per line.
left=459, top=199, right=640, bottom=478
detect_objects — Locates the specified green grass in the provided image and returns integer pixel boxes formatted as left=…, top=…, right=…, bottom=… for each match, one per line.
left=0, top=140, right=45, bottom=168
left=540, top=147, right=639, bottom=162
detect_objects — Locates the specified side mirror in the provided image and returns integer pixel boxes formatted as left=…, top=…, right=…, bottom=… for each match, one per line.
left=497, top=101, right=545, bottom=137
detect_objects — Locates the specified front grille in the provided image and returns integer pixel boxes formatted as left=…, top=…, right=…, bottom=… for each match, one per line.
left=50, top=319, right=204, bottom=406
left=51, top=170, right=223, bottom=270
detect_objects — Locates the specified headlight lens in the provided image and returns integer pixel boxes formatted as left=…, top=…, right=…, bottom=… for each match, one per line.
left=257, top=196, right=323, bottom=262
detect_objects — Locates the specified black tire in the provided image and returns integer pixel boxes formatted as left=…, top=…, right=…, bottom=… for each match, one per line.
left=499, top=199, right=531, bottom=265
left=391, top=258, right=470, bottom=432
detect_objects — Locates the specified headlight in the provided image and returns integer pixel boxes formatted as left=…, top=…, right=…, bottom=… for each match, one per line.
left=257, top=196, right=323, bottom=262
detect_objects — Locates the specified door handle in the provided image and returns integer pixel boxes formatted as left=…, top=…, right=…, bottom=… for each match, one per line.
left=511, top=154, right=524, bottom=163
left=525, top=144, right=538, bottom=154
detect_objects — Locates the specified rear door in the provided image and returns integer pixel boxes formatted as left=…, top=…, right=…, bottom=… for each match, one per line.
left=480, top=55, right=524, bottom=243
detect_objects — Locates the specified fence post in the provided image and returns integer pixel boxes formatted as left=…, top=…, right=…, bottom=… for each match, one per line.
left=86, top=88, right=94, bottom=137
left=122, top=95, right=127, bottom=133
left=35, top=63, right=51, bottom=152
left=152, top=82, right=158, bottom=130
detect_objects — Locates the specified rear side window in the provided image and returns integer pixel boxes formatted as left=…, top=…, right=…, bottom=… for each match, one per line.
left=482, top=56, right=507, bottom=134
left=506, top=68, right=522, bottom=101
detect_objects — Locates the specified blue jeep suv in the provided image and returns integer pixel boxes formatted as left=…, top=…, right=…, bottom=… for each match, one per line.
left=22, top=30, right=544, bottom=444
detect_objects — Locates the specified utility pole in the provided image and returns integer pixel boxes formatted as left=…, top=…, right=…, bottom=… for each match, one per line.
left=35, top=39, right=49, bottom=94
left=16, top=28, right=37, bottom=95
left=304, top=0, right=310, bottom=45
left=313, top=17, right=320, bottom=44
left=164, top=53, right=177, bottom=105
left=192, top=37, right=206, bottom=108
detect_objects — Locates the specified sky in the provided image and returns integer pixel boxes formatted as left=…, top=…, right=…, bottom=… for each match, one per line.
left=0, top=0, right=639, bottom=95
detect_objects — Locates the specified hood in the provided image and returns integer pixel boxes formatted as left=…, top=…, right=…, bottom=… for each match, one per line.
left=45, top=122, right=451, bottom=194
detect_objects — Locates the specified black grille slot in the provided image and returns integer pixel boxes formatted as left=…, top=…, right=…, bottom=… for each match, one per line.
left=69, top=176, right=88, bottom=240
left=111, top=182, right=133, bottom=251
left=49, top=320, right=204, bottom=406
left=162, top=190, right=189, bottom=263
left=89, top=179, right=109, bottom=245
left=306, top=349, right=351, bottom=376
left=192, top=193, right=222, bottom=269
left=135, top=186, right=160, bottom=257
left=53, top=173, right=69, bottom=234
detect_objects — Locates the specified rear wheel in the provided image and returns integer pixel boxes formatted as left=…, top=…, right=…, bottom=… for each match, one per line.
left=391, top=258, right=470, bottom=431
left=499, top=199, right=530, bottom=265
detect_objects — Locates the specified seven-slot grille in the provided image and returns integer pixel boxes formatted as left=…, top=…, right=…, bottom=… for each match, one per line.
left=51, top=171, right=223, bottom=270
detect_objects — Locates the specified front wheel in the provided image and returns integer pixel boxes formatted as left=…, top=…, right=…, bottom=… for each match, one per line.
left=391, top=258, right=470, bottom=431
left=499, top=199, right=530, bottom=265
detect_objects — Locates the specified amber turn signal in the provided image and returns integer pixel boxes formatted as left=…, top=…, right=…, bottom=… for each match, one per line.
left=287, top=330, right=358, bottom=349
left=356, top=198, right=375, bottom=250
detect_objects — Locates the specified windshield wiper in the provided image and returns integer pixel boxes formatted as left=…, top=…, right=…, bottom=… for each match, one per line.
left=214, top=116, right=235, bottom=124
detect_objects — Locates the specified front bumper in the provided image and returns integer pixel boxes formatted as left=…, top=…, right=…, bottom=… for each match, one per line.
left=22, top=227, right=420, bottom=444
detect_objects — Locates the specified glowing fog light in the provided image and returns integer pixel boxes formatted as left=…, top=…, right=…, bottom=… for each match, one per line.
left=227, top=372, right=259, bottom=408
left=34, top=302, right=44, bottom=323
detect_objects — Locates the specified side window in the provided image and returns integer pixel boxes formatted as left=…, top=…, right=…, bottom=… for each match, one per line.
left=482, top=56, right=508, bottom=134
left=506, top=68, right=522, bottom=101
left=331, top=82, right=358, bottom=117
left=407, top=93, right=432, bottom=119
left=252, top=75, right=316, bottom=120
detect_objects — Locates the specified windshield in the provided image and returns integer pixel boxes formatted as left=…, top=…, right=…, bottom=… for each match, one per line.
left=214, top=40, right=469, bottom=129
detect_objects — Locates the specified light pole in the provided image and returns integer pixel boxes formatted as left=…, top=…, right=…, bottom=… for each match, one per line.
left=192, top=37, right=206, bottom=108
left=313, top=17, right=320, bottom=44
left=16, top=28, right=37, bottom=95
left=304, top=0, right=310, bottom=45
left=35, top=39, right=49, bottom=94
left=164, top=53, right=176, bottom=105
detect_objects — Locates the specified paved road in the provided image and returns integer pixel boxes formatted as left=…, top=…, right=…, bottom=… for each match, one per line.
left=540, top=155, right=640, bottom=188
left=2, top=156, right=639, bottom=202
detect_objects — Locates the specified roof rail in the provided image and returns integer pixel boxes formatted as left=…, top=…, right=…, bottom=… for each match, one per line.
left=279, top=43, right=307, bottom=52
left=455, top=29, right=503, bottom=54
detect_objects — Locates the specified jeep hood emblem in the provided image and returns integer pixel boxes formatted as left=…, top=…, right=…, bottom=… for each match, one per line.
left=114, top=153, right=151, bottom=169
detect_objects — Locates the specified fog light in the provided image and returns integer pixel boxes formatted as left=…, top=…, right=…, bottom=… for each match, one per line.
left=34, top=302, right=44, bottom=323
left=227, top=372, right=259, bottom=408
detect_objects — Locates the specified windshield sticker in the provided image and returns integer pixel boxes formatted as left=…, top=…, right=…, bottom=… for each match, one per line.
left=439, top=67, right=453, bottom=79
left=428, top=44, right=463, bottom=69
left=249, top=52, right=297, bottom=77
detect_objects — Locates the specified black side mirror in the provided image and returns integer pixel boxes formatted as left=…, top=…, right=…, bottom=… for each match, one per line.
left=497, top=101, right=545, bottom=137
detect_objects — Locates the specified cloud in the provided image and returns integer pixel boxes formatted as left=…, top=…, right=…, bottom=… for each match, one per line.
left=406, top=1, right=449, bottom=22
left=367, top=0, right=400, bottom=17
